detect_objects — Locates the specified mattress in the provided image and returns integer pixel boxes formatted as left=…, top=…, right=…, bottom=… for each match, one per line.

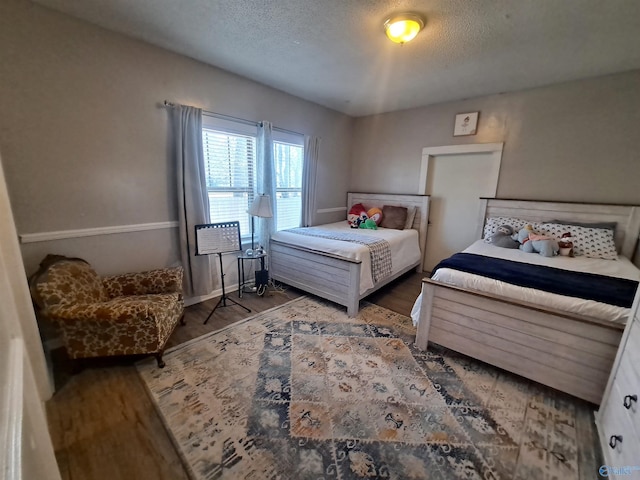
left=411, top=240, right=640, bottom=325
left=271, top=221, right=421, bottom=294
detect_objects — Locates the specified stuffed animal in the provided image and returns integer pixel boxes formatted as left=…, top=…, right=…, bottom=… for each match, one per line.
left=367, top=207, right=383, bottom=226
left=487, top=224, right=519, bottom=249
left=359, top=218, right=378, bottom=230
left=515, top=225, right=534, bottom=248
left=516, top=225, right=559, bottom=257
left=348, top=203, right=368, bottom=228
left=558, top=232, right=574, bottom=257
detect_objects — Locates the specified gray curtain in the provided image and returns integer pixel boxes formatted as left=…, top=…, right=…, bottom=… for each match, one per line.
left=256, top=121, right=276, bottom=249
left=301, top=135, right=320, bottom=227
left=172, top=105, right=213, bottom=297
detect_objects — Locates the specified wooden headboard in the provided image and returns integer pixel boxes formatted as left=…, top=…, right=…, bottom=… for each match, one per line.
left=476, top=198, right=640, bottom=259
left=347, top=192, right=430, bottom=270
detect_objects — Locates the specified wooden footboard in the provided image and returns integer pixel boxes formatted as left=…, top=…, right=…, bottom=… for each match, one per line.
left=270, top=241, right=421, bottom=317
left=415, top=278, right=624, bottom=404
left=270, top=240, right=362, bottom=316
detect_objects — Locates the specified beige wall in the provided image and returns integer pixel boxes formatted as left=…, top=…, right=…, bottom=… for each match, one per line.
left=350, top=71, right=640, bottom=204
left=0, top=0, right=354, bottom=280
left=2, top=0, right=639, bottom=285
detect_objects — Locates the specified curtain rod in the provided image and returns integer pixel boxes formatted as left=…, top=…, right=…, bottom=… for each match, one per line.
left=163, top=100, right=304, bottom=137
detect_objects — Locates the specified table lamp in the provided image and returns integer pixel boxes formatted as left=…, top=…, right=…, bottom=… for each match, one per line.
left=247, top=194, right=273, bottom=255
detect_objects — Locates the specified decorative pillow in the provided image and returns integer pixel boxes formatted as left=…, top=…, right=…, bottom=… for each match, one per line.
left=404, top=206, right=417, bottom=230
left=380, top=205, right=408, bottom=230
left=367, top=207, right=383, bottom=226
left=347, top=203, right=368, bottom=228
left=537, top=223, right=618, bottom=259
left=483, top=217, right=538, bottom=240
left=546, top=219, right=617, bottom=230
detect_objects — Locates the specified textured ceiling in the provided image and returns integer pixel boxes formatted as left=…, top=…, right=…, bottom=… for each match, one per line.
left=32, top=0, right=640, bottom=116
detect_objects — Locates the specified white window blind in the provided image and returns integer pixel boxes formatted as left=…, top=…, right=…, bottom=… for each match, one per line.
left=274, top=141, right=303, bottom=231
left=201, top=117, right=304, bottom=239
left=202, top=127, right=255, bottom=238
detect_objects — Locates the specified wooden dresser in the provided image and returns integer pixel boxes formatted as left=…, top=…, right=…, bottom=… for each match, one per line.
left=596, top=294, right=640, bottom=478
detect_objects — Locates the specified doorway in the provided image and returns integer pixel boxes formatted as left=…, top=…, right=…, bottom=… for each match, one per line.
left=0, top=152, right=60, bottom=479
left=419, top=143, right=503, bottom=272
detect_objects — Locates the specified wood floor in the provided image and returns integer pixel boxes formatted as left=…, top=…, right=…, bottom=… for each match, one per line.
left=45, top=271, right=424, bottom=480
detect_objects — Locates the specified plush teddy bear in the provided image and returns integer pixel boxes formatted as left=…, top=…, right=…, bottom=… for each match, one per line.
left=516, top=225, right=559, bottom=257
left=558, top=232, right=574, bottom=257
left=487, top=224, right=519, bottom=249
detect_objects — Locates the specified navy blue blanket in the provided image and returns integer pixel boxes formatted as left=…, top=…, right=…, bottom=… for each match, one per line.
left=432, top=253, right=638, bottom=308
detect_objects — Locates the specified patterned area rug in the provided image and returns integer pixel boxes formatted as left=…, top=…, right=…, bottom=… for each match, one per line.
left=137, top=297, right=602, bottom=479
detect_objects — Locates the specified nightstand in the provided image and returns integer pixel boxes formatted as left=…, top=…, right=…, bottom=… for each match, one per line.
left=237, top=252, right=268, bottom=298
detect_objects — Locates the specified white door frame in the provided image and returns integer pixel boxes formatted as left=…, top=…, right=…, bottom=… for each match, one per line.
left=418, top=143, right=504, bottom=270
left=418, top=142, right=504, bottom=196
left=0, top=152, right=60, bottom=479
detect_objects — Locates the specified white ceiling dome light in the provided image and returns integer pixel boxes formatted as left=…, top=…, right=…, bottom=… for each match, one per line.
left=384, top=13, right=425, bottom=44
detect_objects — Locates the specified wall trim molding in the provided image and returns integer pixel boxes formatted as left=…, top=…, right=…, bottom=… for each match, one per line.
left=421, top=142, right=504, bottom=156
left=317, top=207, right=347, bottom=213
left=184, top=284, right=238, bottom=308
left=19, top=221, right=179, bottom=244
left=419, top=142, right=504, bottom=195
left=2, top=338, right=23, bottom=477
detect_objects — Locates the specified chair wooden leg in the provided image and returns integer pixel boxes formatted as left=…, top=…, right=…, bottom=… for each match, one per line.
left=179, top=314, right=186, bottom=326
left=155, top=352, right=166, bottom=368
left=70, top=358, right=85, bottom=375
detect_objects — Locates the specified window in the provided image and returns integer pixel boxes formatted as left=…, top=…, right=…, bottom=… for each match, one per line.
left=274, top=140, right=303, bottom=231
left=202, top=127, right=255, bottom=237
left=201, top=117, right=303, bottom=240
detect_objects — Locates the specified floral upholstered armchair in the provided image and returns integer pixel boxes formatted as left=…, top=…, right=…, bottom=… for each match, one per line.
left=30, top=255, right=184, bottom=367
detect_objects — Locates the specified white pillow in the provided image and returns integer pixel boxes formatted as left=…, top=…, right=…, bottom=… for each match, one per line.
left=404, top=206, right=417, bottom=230
left=483, top=217, right=538, bottom=240
left=538, top=223, right=618, bottom=260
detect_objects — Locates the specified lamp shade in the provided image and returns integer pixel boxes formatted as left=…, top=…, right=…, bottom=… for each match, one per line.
left=384, top=14, right=424, bottom=44
left=248, top=194, right=273, bottom=218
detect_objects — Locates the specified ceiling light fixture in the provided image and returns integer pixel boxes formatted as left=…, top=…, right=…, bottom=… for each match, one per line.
left=384, top=13, right=424, bottom=44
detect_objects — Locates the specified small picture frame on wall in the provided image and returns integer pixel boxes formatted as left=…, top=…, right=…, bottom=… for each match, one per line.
left=453, top=112, right=479, bottom=136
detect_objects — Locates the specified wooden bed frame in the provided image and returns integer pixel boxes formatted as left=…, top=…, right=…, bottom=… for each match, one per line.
left=270, top=192, right=429, bottom=317
left=415, top=199, right=640, bottom=405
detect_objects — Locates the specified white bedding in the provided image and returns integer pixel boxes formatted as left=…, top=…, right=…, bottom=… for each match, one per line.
left=271, top=221, right=421, bottom=294
left=411, top=240, right=640, bottom=326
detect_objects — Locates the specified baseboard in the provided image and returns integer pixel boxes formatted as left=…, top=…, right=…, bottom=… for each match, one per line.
left=184, top=285, right=239, bottom=307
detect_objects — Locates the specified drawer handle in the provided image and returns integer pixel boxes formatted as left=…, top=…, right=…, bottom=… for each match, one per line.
left=623, top=394, right=638, bottom=409
left=609, top=435, right=623, bottom=449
